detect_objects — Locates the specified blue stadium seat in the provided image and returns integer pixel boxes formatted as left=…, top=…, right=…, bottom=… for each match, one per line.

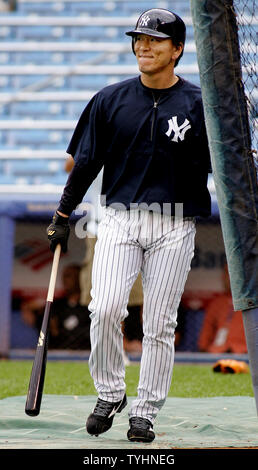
left=18, top=1, right=65, bottom=15
left=0, top=173, right=16, bottom=184
left=16, top=25, right=55, bottom=40
left=5, top=129, right=67, bottom=147
left=6, top=101, right=64, bottom=118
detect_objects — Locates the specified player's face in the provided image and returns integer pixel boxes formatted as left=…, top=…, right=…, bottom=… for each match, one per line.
left=134, top=34, right=181, bottom=76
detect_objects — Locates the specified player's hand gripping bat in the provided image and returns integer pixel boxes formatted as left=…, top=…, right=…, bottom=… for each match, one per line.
left=25, top=244, right=61, bottom=416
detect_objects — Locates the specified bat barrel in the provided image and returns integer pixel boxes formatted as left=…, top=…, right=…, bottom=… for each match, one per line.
left=25, top=301, right=51, bottom=416
left=25, top=244, right=61, bottom=417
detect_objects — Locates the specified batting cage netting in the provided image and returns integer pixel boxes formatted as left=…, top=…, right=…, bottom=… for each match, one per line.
left=234, top=0, right=258, bottom=176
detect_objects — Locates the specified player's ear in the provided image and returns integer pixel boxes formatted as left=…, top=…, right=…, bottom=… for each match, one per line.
left=171, top=41, right=183, bottom=62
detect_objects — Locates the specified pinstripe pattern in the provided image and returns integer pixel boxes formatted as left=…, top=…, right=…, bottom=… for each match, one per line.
left=88, top=207, right=196, bottom=423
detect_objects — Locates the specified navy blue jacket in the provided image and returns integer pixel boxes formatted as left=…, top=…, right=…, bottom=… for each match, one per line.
left=58, top=76, right=211, bottom=217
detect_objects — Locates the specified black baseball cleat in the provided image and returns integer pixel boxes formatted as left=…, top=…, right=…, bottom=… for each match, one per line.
left=86, top=394, right=127, bottom=436
left=127, top=416, right=155, bottom=442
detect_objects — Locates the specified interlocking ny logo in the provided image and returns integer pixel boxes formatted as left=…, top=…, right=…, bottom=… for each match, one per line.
left=166, top=116, right=191, bottom=142
left=139, top=14, right=150, bottom=27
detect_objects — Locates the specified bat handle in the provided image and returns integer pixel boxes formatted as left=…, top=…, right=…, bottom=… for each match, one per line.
left=47, top=244, right=61, bottom=302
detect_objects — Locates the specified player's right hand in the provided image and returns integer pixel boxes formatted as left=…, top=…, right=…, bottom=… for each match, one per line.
left=47, top=211, right=70, bottom=253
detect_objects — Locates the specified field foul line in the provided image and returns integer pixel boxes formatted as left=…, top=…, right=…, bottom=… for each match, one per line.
left=45, top=413, right=68, bottom=419
left=170, top=420, right=189, bottom=427
left=69, top=426, right=85, bottom=434
left=22, top=429, right=40, bottom=435
left=155, top=420, right=190, bottom=428
left=111, top=422, right=128, bottom=428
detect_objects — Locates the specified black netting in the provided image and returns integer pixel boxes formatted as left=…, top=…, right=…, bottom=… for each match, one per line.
left=234, top=0, right=258, bottom=176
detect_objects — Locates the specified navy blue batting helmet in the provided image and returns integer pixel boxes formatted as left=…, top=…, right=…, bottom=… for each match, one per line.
left=126, top=9, right=186, bottom=66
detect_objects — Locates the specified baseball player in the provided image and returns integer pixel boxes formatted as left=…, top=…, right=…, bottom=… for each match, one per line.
left=47, top=8, right=211, bottom=442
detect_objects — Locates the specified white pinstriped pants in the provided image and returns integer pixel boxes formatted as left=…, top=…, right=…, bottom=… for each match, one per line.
left=88, top=207, right=196, bottom=423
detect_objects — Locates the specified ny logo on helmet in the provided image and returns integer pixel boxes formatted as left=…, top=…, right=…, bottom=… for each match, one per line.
left=139, top=14, right=150, bottom=27
left=166, top=116, right=191, bottom=142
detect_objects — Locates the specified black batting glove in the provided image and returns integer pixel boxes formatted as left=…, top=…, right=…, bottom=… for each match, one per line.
left=47, top=211, right=70, bottom=253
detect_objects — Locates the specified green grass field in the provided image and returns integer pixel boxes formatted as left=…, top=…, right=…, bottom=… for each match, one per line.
left=0, top=360, right=253, bottom=400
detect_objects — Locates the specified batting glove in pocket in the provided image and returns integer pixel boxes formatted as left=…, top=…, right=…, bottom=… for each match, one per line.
left=47, top=211, right=70, bottom=253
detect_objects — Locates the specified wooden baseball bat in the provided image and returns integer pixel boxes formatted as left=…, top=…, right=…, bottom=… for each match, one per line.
left=25, top=244, right=61, bottom=416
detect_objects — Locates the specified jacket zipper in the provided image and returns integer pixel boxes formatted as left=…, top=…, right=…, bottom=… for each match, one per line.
left=150, top=93, right=161, bottom=141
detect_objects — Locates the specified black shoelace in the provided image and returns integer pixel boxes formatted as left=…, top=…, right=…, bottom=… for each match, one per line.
left=130, top=416, right=151, bottom=429
left=94, top=399, right=113, bottom=417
